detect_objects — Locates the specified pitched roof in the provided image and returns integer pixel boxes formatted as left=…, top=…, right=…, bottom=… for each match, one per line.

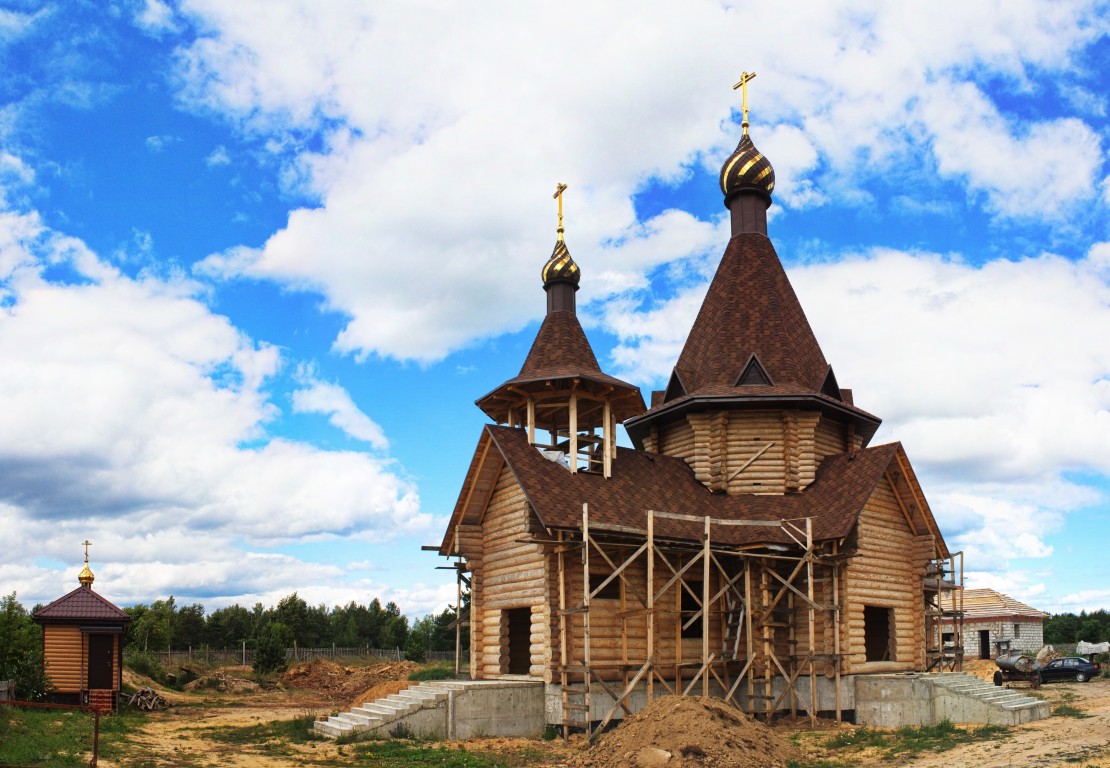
left=941, top=588, right=1047, bottom=622
left=442, top=424, right=912, bottom=552
left=476, top=310, right=644, bottom=421
left=674, top=233, right=829, bottom=394
left=34, top=585, right=130, bottom=623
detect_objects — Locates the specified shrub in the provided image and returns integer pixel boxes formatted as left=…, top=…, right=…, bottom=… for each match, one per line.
left=124, top=649, right=166, bottom=684
left=253, top=623, right=292, bottom=675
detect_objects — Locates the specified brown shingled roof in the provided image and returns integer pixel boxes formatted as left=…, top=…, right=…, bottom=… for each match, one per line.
left=443, top=425, right=910, bottom=551
left=674, top=233, right=829, bottom=394
left=475, top=310, right=645, bottom=422
left=941, top=589, right=1047, bottom=623
left=34, top=585, right=130, bottom=623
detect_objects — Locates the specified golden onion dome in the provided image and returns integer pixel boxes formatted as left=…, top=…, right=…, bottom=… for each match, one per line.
left=78, top=562, right=95, bottom=586
left=541, top=237, right=580, bottom=287
left=719, top=133, right=775, bottom=206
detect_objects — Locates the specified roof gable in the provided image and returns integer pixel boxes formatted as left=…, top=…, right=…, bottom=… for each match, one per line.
left=34, top=585, right=130, bottom=623
left=443, top=425, right=929, bottom=551
left=674, top=234, right=829, bottom=394
left=735, top=354, right=773, bottom=387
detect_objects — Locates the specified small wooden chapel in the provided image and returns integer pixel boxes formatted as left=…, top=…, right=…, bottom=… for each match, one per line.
left=34, top=543, right=130, bottom=712
left=438, top=75, right=963, bottom=732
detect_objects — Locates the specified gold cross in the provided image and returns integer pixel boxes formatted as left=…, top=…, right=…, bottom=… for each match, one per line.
left=553, top=183, right=568, bottom=240
left=82, top=539, right=92, bottom=563
left=732, top=71, right=757, bottom=134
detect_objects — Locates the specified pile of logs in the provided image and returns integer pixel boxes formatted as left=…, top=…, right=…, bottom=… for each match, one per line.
left=126, top=687, right=167, bottom=710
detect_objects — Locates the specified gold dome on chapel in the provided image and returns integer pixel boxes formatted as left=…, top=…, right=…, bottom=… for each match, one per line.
left=541, top=238, right=581, bottom=287
left=719, top=132, right=775, bottom=205
left=78, top=562, right=95, bottom=586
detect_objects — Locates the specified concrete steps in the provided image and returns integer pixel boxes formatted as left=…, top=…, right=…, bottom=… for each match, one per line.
left=927, top=673, right=1050, bottom=724
left=314, top=678, right=545, bottom=741
left=857, top=672, right=1051, bottom=727
left=315, top=681, right=456, bottom=739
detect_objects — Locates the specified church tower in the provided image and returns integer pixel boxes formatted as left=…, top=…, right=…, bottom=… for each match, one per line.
left=625, top=73, right=881, bottom=494
left=475, top=185, right=644, bottom=477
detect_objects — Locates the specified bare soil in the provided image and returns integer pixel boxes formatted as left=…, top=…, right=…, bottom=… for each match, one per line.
left=102, top=666, right=1110, bottom=767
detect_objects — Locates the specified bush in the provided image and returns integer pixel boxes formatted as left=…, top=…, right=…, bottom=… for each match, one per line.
left=253, top=623, right=292, bottom=675
left=403, top=634, right=427, bottom=663
left=124, top=649, right=166, bottom=684
left=407, top=663, right=454, bottom=682
left=7, top=647, right=53, bottom=701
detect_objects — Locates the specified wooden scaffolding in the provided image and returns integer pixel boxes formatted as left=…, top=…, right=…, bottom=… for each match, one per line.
left=924, top=550, right=965, bottom=671
left=552, top=503, right=844, bottom=737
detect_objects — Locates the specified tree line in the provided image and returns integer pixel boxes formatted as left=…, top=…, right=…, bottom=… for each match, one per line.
left=0, top=590, right=464, bottom=696
left=1043, top=609, right=1110, bottom=645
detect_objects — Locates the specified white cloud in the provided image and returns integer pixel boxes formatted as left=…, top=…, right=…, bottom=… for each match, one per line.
left=173, top=0, right=1109, bottom=365
left=0, top=206, right=429, bottom=607
left=145, top=134, right=180, bottom=152
left=205, top=144, right=231, bottom=166
left=291, top=378, right=388, bottom=448
left=134, top=0, right=178, bottom=37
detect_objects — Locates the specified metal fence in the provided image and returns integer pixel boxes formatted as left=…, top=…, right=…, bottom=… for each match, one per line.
left=150, top=646, right=454, bottom=667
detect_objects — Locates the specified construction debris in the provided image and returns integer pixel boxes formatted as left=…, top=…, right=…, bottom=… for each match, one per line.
left=126, top=687, right=168, bottom=710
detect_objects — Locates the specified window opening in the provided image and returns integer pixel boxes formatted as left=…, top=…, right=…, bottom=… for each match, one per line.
left=504, top=607, right=531, bottom=675
left=681, top=582, right=703, bottom=639
left=589, top=572, right=620, bottom=601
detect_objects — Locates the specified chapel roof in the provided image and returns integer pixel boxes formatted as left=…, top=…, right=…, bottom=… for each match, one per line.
left=441, top=424, right=923, bottom=554
left=35, top=585, right=130, bottom=624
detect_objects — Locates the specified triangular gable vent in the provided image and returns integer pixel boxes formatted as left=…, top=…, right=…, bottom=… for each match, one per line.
left=820, top=366, right=842, bottom=401
left=663, top=369, right=687, bottom=403
left=735, top=354, right=773, bottom=387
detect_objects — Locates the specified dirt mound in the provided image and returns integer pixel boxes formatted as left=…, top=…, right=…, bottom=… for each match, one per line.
left=282, top=659, right=420, bottom=705
left=570, top=695, right=803, bottom=768
left=183, top=670, right=260, bottom=693
left=962, top=659, right=1000, bottom=683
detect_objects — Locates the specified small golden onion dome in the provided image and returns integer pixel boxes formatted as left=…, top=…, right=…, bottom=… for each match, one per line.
left=719, top=133, right=775, bottom=206
left=541, top=238, right=581, bottom=287
left=78, top=562, right=95, bottom=586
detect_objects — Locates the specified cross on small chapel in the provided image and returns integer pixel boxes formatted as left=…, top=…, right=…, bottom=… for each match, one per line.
left=553, top=183, right=568, bottom=239
left=733, top=71, right=757, bottom=134
left=82, top=539, right=92, bottom=563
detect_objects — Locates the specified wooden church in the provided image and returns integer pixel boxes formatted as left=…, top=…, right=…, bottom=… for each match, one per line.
left=438, top=77, right=963, bottom=732
left=34, top=544, right=130, bottom=712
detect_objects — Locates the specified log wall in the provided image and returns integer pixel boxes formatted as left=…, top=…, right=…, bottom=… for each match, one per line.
left=842, top=475, right=935, bottom=673
left=43, top=625, right=83, bottom=693
left=470, top=467, right=549, bottom=679
left=42, top=627, right=121, bottom=693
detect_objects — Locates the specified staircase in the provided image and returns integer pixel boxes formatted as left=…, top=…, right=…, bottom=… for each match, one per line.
left=856, top=672, right=1050, bottom=727
left=930, top=672, right=1050, bottom=725
left=314, top=678, right=544, bottom=740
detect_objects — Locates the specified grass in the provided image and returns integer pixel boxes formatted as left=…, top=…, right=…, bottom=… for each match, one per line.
left=814, top=719, right=1009, bottom=760
left=352, top=738, right=547, bottom=767
left=408, top=663, right=456, bottom=682
left=201, top=712, right=328, bottom=747
left=0, top=704, right=146, bottom=767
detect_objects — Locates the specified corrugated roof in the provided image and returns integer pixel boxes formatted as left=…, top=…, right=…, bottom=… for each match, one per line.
left=442, top=424, right=908, bottom=552
left=34, top=585, right=130, bottom=623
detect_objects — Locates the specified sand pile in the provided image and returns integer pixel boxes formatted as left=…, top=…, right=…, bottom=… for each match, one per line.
left=569, top=695, right=803, bottom=768
left=183, top=670, right=259, bottom=692
left=962, top=659, right=1000, bottom=683
left=282, top=659, right=419, bottom=705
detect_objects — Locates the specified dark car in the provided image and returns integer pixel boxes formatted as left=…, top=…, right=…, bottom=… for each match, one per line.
left=1039, top=656, right=1101, bottom=683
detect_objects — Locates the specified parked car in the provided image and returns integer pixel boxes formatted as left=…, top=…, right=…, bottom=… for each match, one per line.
left=1038, top=656, right=1101, bottom=683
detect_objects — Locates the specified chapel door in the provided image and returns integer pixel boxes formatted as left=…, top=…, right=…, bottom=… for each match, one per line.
left=88, top=635, right=114, bottom=689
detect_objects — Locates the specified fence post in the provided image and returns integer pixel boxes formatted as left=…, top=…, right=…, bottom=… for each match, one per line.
left=242, top=640, right=246, bottom=667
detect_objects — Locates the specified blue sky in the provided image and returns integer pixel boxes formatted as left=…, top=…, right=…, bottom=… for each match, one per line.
left=2, top=0, right=1108, bottom=618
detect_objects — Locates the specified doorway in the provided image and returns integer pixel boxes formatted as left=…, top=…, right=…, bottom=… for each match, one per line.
left=87, top=634, right=113, bottom=690
left=505, top=608, right=531, bottom=675
left=979, top=629, right=991, bottom=659
left=863, top=606, right=893, bottom=662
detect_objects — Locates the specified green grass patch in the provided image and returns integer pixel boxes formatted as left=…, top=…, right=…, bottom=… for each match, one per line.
left=408, top=663, right=456, bottom=682
left=353, top=739, right=545, bottom=767
left=201, top=712, right=327, bottom=747
left=822, top=719, right=1009, bottom=759
left=787, top=760, right=856, bottom=768
left=1054, top=703, right=1090, bottom=718
left=0, top=705, right=92, bottom=767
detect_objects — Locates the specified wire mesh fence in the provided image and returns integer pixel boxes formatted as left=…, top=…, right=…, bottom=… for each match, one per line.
left=149, top=646, right=454, bottom=666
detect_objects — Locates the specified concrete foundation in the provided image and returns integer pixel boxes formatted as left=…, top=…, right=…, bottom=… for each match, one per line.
left=855, top=673, right=1050, bottom=727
